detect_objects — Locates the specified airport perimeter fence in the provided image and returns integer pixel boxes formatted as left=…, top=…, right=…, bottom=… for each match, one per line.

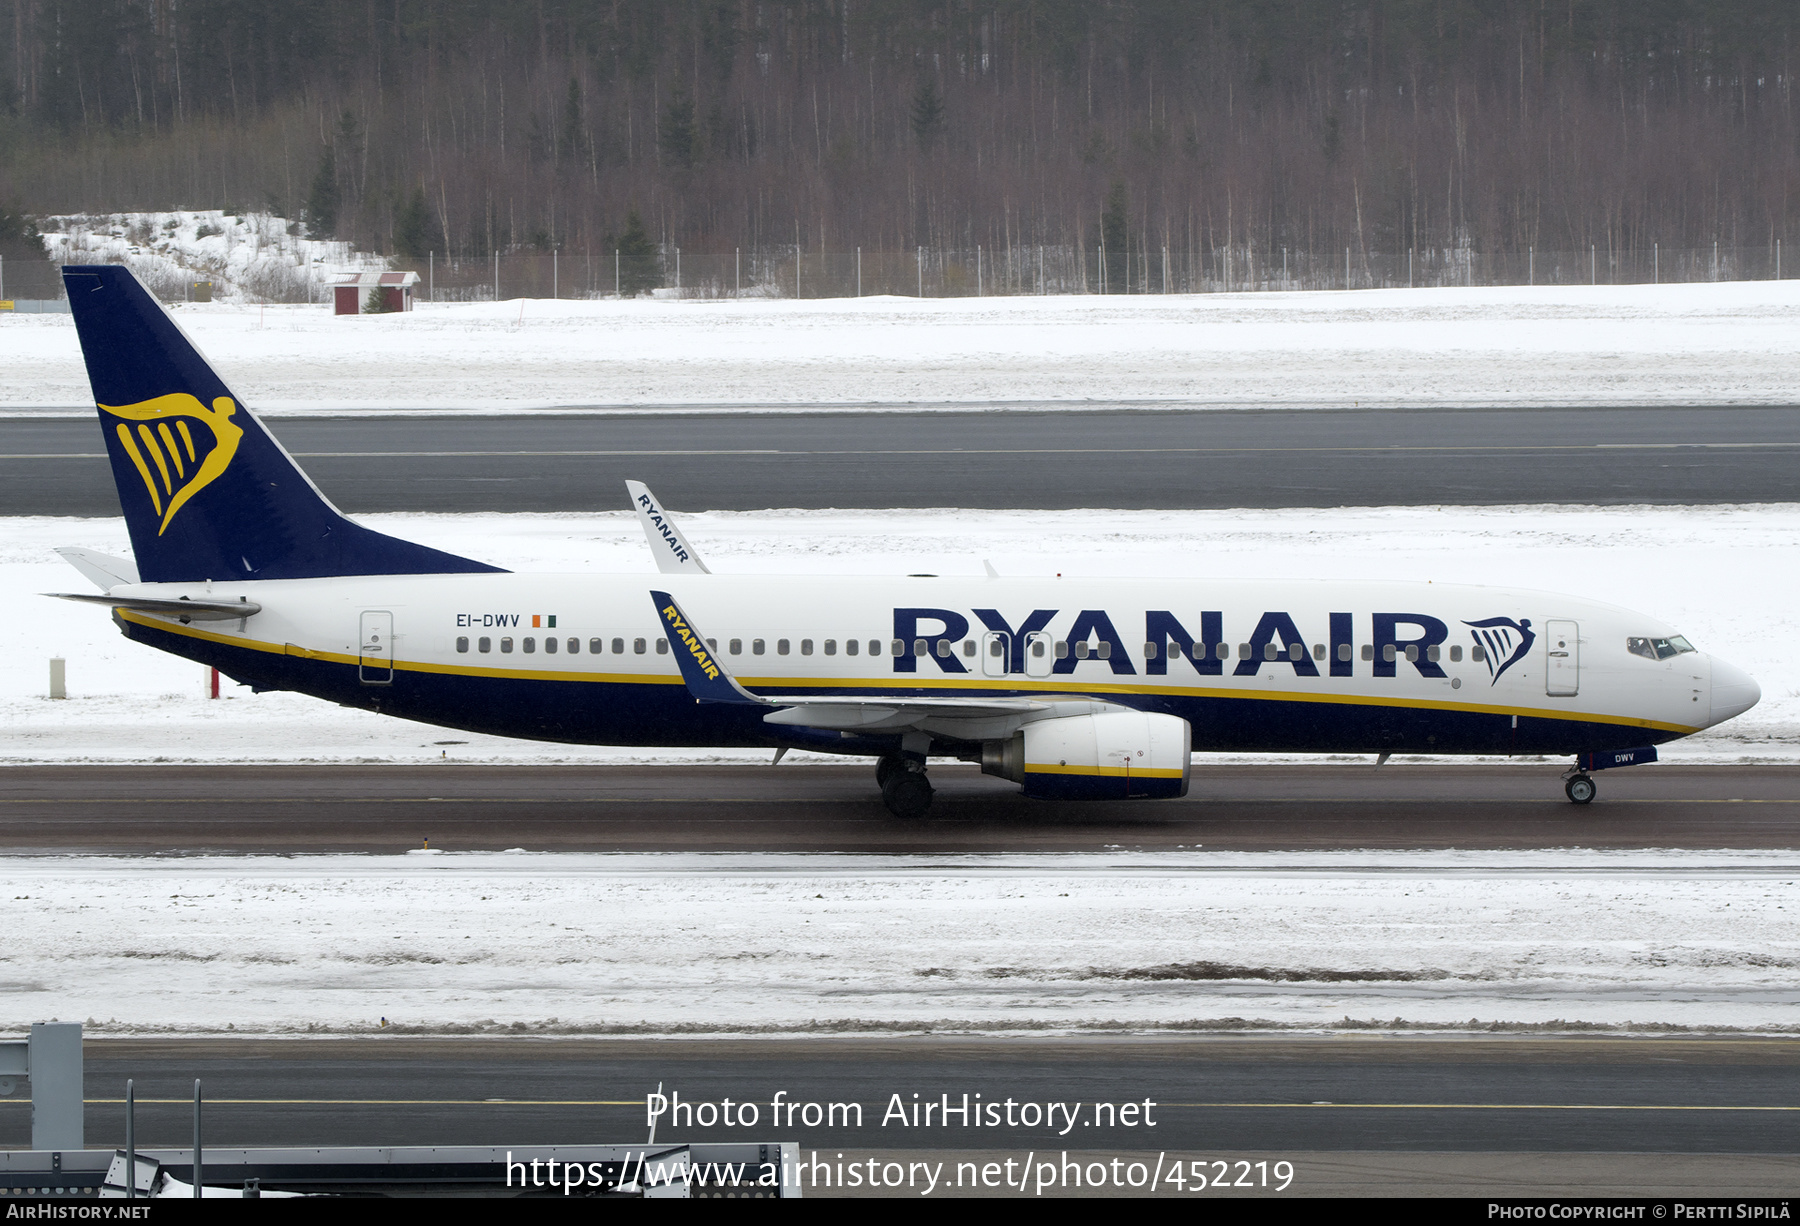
left=6, top=241, right=1792, bottom=307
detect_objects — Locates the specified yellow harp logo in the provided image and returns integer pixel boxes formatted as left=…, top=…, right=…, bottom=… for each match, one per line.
left=99, top=394, right=244, bottom=535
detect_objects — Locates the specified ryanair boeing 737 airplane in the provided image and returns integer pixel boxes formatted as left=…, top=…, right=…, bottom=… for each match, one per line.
left=48, top=265, right=1761, bottom=817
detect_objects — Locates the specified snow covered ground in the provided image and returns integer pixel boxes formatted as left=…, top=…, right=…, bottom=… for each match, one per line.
left=3, top=503, right=1793, bottom=765
left=2, top=280, right=1797, bottom=411
left=2, top=850, right=1793, bottom=1037
left=36, top=210, right=375, bottom=306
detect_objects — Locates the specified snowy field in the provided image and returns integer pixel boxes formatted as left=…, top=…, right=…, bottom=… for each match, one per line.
left=3, top=504, right=1792, bottom=765
left=3, top=280, right=1797, bottom=411
left=2, top=850, right=1793, bottom=1037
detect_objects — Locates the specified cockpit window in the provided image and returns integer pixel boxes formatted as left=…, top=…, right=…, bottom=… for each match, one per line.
left=1627, top=635, right=1696, bottom=661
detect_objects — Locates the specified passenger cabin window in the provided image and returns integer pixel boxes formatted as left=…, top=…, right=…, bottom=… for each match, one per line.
left=846, top=639, right=859, bottom=656
left=1144, top=641, right=1160, bottom=660
left=478, top=637, right=492, bottom=653
left=1383, top=644, right=1397, bottom=662
left=656, top=639, right=669, bottom=654
left=823, top=640, right=836, bottom=656
left=1312, top=643, right=1325, bottom=660
left=1031, top=639, right=1046, bottom=658
left=1362, top=644, right=1374, bottom=661
left=500, top=638, right=514, bottom=653
left=753, top=639, right=766, bottom=655
left=590, top=638, right=604, bottom=655
left=1426, top=645, right=1440, bottom=662
left=568, top=638, right=579, bottom=654
left=610, top=638, right=623, bottom=654
left=523, top=637, right=536, bottom=653
left=1338, top=644, right=1353, bottom=662
left=633, top=638, right=646, bottom=654
left=935, top=639, right=950, bottom=657
left=1627, top=635, right=1696, bottom=661
left=1238, top=643, right=1252, bottom=659
left=778, top=639, right=791, bottom=655
left=801, top=639, right=814, bottom=655
left=1055, top=641, right=1069, bottom=659
left=1471, top=644, right=1487, bottom=663
left=1074, top=642, right=1089, bottom=659
left=962, top=640, right=976, bottom=656
left=1449, top=645, right=1462, bottom=662
left=544, top=637, right=557, bottom=654
left=730, top=639, right=742, bottom=655
left=870, top=640, right=883, bottom=656
left=456, top=637, right=469, bottom=653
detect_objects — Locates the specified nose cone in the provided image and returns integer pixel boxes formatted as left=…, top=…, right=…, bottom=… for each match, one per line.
left=1709, top=656, right=1761, bottom=727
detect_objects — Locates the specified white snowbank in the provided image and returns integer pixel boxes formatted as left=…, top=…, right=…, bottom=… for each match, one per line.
left=3, top=850, right=1793, bottom=1037
left=3, top=280, right=1797, bottom=410
left=2, top=504, right=1792, bottom=764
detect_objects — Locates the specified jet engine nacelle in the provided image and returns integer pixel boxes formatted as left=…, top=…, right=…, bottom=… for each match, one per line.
left=982, top=710, right=1191, bottom=800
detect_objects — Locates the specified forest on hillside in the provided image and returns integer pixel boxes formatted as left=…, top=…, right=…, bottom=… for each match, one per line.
left=2, top=1, right=1796, bottom=266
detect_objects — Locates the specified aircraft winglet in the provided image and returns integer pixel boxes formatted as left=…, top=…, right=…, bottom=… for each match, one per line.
left=650, top=590, right=764, bottom=705
left=629, top=481, right=711, bottom=575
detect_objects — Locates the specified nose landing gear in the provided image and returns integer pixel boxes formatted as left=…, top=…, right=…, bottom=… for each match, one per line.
left=1564, top=773, right=1597, bottom=804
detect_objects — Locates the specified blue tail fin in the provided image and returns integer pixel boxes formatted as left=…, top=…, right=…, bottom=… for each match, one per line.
left=62, top=264, right=503, bottom=582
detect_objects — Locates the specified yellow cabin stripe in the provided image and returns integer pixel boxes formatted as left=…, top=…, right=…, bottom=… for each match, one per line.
left=1025, top=763, right=1186, bottom=778
left=116, top=611, right=1701, bottom=734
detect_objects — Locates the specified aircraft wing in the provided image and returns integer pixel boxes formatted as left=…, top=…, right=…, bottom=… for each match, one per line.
left=629, top=481, right=711, bottom=574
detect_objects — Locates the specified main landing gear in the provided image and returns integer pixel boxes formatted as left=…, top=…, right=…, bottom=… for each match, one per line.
left=1564, top=773, right=1597, bottom=804
left=876, top=753, right=934, bottom=819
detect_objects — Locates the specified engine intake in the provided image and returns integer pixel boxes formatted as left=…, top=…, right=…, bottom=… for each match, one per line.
left=983, top=711, right=1191, bottom=800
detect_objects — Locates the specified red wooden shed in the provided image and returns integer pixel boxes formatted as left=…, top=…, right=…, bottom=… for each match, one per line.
left=333, top=271, right=421, bottom=315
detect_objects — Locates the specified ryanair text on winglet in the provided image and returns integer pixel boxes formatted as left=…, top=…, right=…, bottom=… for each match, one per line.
left=638, top=492, right=694, bottom=566
left=661, top=603, right=722, bottom=680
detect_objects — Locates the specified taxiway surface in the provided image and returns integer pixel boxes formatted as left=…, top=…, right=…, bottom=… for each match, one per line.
left=1, top=1038, right=1791, bottom=1162
left=7, top=406, right=1800, bottom=514
left=4, top=764, right=1799, bottom=852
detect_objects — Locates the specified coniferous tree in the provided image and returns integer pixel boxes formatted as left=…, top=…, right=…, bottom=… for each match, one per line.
left=393, top=186, right=437, bottom=258
left=304, top=145, right=338, bottom=238
left=909, top=79, right=945, bottom=150
left=660, top=92, right=698, bottom=169
left=559, top=78, right=584, bottom=167
left=613, top=208, right=661, bottom=296
left=1101, top=180, right=1129, bottom=293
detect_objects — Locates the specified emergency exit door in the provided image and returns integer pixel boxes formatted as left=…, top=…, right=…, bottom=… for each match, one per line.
left=359, top=610, right=394, bottom=684
left=982, top=631, right=1011, bottom=677
left=1545, top=619, right=1578, bottom=697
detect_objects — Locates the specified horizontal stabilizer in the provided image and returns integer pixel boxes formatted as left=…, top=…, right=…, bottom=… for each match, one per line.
left=46, top=592, right=261, bottom=621
left=629, top=481, right=711, bottom=575
left=55, top=546, right=140, bottom=591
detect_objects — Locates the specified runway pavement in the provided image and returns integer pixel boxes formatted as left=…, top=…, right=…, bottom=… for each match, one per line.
left=4, top=763, right=1799, bottom=852
left=0, top=1038, right=1792, bottom=1180
left=6, top=405, right=1800, bottom=514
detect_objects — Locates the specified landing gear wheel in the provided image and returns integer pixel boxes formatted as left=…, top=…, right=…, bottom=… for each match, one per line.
left=1565, top=774, right=1597, bottom=804
left=881, top=772, right=934, bottom=819
left=875, top=754, right=906, bottom=789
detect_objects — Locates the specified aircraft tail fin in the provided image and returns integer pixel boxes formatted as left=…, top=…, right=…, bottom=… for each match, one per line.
left=62, top=264, right=504, bottom=583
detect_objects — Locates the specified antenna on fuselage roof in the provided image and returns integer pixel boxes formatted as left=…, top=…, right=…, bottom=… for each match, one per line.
left=626, top=480, right=711, bottom=575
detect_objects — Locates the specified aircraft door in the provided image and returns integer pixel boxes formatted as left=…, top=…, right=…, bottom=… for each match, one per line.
left=1024, top=631, right=1055, bottom=679
left=359, top=610, right=394, bottom=684
left=1545, top=619, right=1578, bottom=697
left=982, top=631, right=1011, bottom=677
